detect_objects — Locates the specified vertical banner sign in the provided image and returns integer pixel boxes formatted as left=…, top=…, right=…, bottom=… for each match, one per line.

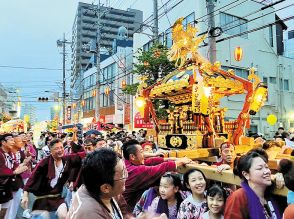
left=66, top=106, right=72, bottom=121
left=124, top=104, right=130, bottom=124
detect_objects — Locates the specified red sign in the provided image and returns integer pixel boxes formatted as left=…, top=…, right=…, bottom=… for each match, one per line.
left=105, top=115, right=114, bottom=123
left=134, top=112, right=154, bottom=129
left=124, top=104, right=130, bottom=124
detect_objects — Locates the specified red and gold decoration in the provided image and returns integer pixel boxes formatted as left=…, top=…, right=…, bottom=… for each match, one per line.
left=135, top=17, right=268, bottom=149
left=234, top=46, right=243, bottom=61
left=153, top=49, right=161, bottom=58
left=143, top=61, right=149, bottom=67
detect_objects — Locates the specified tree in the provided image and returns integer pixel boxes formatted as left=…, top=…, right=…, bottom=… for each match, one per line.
left=122, top=44, right=175, bottom=95
left=123, top=44, right=176, bottom=119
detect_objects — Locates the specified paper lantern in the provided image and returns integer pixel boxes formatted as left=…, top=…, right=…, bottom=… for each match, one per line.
left=153, top=50, right=161, bottom=58
left=121, top=80, right=126, bottom=88
left=92, top=90, right=96, bottom=97
left=105, top=87, right=110, bottom=96
left=81, top=100, right=85, bottom=107
left=72, top=103, right=76, bottom=109
left=249, top=83, right=268, bottom=115
left=234, top=46, right=243, bottom=61
left=267, top=114, right=277, bottom=126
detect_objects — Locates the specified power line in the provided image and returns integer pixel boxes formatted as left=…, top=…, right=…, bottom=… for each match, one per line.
left=95, top=1, right=245, bottom=76
left=1, top=81, right=61, bottom=83
left=214, top=15, right=294, bottom=43
left=0, top=65, right=71, bottom=71
left=78, top=0, right=292, bottom=105
left=218, top=3, right=293, bottom=36
left=104, top=13, right=294, bottom=85
left=160, top=0, right=172, bottom=26
left=196, top=0, right=246, bottom=22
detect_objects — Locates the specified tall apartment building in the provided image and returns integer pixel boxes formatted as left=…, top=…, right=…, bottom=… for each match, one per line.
left=21, top=104, right=37, bottom=125
left=4, top=87, right=18, bottom=117
left=71, top=2, right=143, bottom=99
left=0, top=84, right=7, bottom=114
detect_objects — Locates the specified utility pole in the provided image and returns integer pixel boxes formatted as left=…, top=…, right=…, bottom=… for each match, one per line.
left=62, top=33, right=66, bottom=126
left=95, top=0, right=101, bottom=123
left=153, top=0, right=159, bottom=42
left=57, top=34, right=71, bottom=125
left=206, top=0, right=216, bottom=63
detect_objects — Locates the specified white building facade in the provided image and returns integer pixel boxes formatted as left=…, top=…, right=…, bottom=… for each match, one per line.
left=81, top=35, right=134, bottom=129
left=133, top=0, right=294, bottom=138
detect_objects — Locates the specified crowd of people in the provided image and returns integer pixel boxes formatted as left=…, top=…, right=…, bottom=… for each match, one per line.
left=0, top=127, right=293, bottom=219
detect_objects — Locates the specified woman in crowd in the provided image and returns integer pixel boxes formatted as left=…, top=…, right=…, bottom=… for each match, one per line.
left=200, top=184, right=227, bottom=219
left=224, top=148, right=281, bottom=219
left=278, top=159, right=294, bottom=219
left=148, top=172, right=183, bottom=219
left=177, top=168, right=208, bottom=219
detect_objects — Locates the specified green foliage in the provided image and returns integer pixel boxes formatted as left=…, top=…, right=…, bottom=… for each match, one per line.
left=153, top=100, right=167, bottom=120
left=122, top=83, right=139, bottom=96
left=132, top=43, right=175, bottom=88
left=123, top=43, right=176, bottom=120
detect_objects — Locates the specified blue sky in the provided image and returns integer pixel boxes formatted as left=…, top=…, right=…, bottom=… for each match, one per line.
left=0, top=0, right=292, bottom=122
left=0, top=0, right=149, bottom=121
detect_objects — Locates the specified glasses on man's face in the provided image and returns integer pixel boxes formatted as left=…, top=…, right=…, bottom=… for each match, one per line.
left=114, top=167, right=128, bottom=181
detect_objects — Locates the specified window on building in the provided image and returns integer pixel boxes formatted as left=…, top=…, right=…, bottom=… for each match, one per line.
left=249, top=125, right=258, bottom=134
left=159, top=33, right=164, bottom=45
left=288, top=30, right=294, bottom=40
left=91, top=74, right=96, bottom=85
left=263, top=77, right=268, bottom=86
left=143, top=41, right=153, bottom=51
left=109, top=90, right=114, bottom=105
left=269, top=77, right=276, bottom=84
left=93, top=99, right=96, bottom=109
left=84, top=76, right=90, bottom=89
left=220, top=12, right=248, bottom=38
left=103, top=93, right=108, bottom=107
left=284, top=79, right=289, bottom=91
left=100, top=94, right=103, bottom=107
left=165, top=28, right=172, bottom=48
left=222, top=66, right=249, bottom=79
left=269, top=25, right=274, bottom=47
left=182, top=12, right=195, bottom=30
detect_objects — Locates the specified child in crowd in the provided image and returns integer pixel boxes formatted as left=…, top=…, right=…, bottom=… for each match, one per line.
left=200, top=184, right=227, bottom=219
left=177, top=168, right=208, bottom=219
left=148, top=172, right=183, bottom=219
